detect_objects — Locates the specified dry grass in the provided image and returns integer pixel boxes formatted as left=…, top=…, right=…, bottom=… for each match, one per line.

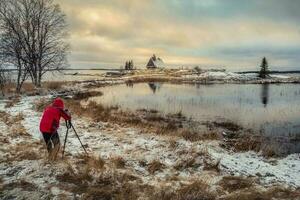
left=261, top=145, right=278, bottom=158
left=111, top=156, right=126, bottom=169
left=75, top=154, right=105, bottom=171
left=168, top=140, right=178, bottom=149
left=64, top=98, right=221, bottom=142
left=6, top=142, right=42, bottom=162
left=219, top=176, right=254, bottom=193
left=15, top=150, right=40, bottom=161
left=151, top=181, right=216, bottom=200
left=0, top=111, right=12, bottom=125
left=2, top=180, right=37, bottom=192
left=12, top=112, right=24, bottom=122
left=221, top=186, right=300, bottom=200
left=43, top=81, right=64, bottom=90
left=203, top=158, right=221, bottom=172
left=180, top=130, right=220, bottom=142
left=73, top=91, right=103, bottom=100
left=213, top=121, right=242, bottom=132
left=56, top=168, right=92, bottom=185
left=232, top=135, right=262, bottom=152
left=56, top=166, right=146, bottom=200
left=174, top=157, right=198, bottom=170
left=10, top=123, right=30, bottom=137
left=5, top=96, right=21, bottom=108
left=33, top=98, right=53, bottom=112
left=147, top=160, right=165, bottom=174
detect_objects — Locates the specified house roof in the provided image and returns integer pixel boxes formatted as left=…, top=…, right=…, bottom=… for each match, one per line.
left=146, top=55, right=164, bottom=68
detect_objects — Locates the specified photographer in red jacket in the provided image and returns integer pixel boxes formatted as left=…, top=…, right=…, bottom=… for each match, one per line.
left=39, top=98, right=71, bottom=156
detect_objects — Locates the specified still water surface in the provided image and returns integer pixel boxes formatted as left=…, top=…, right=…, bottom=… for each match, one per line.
left=91, top=83, right=300, bottom=140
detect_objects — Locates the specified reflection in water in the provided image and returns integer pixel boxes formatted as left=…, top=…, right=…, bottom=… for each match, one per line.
left=148, top=82, right=162, bottom=94
left=92, top=83, right=300, bottom=154
left=261, top=84, right=270, bottom=107
left=126, top=81, right=134, bottom=88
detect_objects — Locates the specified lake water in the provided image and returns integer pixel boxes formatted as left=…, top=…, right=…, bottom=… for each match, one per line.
left=91, top=83, right=300, bottom=154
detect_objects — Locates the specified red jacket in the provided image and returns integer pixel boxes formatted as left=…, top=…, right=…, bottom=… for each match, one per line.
left=39, top=98, right=71, bottom=134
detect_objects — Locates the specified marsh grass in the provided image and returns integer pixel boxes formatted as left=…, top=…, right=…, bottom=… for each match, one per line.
left=221, top=186, right=300, bottom=200
left=43, top=81, right=64, bottom=91
left=73, top=91, right=103, bottom=100
left=151, top=180, right=216, bottom=200
left=33, top=98, right=53, bottom=112
left=74, top=154, right=105, bottom=171
left=7, top=142, right=42, bottom=162
left=147, top=160, right=165, bottom=174
left=0, top=111, right=12, bottom=126
left=10, top=123, right=30, bottom=137
left=5, top=96, right=21, bottom=108
left=174, top=156, right=199, bottom=170
left=111, top=156, right=126, bottom=169
left=219, top=176, right=254, bottom=192
left=203, top=158, right=221, bottom=172
left=2, top=180, right=37, bottom=192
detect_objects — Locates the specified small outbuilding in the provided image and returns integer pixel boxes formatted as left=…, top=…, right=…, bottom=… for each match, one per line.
left=146, top=54, right=164, bottom=69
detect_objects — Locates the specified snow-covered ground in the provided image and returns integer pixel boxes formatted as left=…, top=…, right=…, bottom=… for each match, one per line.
left=0, top=95, right=299, bottom=197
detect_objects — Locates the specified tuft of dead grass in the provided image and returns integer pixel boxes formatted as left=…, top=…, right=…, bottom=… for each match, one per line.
left=221, top=186, right=300, bottom=200
left=147, top=160, right=165, bottom=174
left=43, top=81, right=63, bottom=91
left=14, top=150, right=40, bottom=161
left=12, top=112, right=24, bottom=122
left=75, top=154, right=105, bottom=171
left=33, top=98, right=53, bottom=112
left=111, top=156, right=126, bottom=169
left=180, top=130, right=220, bottom=142
left=6, top=142, right=42, bottom=162
left=151, top=181, right=216, bottom=200
left=213, top=121, right=242, bottom=132
left=10, top=123, right=30, bottom=137
left=56, top=167, right=92, bottom=185
left=2, top=180, right=37, bottom=192
left=231, top=135, right=262, bottom=153
left=203, top=158, right=221, bottom=173
left=5, top=96, right=21, bottom=108
left=73, top=91, right=103, bottom=100
left=219, top=176, right=254, bottom=193
left=0, top=111, right=12, bottom=126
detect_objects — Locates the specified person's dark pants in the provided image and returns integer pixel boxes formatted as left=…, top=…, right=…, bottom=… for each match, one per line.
left=42, top=132, right=60, bottom=153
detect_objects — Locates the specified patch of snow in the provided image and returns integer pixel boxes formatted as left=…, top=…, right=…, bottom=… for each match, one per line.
left=271, top=74, right=290, bottom=79
left=211, top=150, right=300, bottom=187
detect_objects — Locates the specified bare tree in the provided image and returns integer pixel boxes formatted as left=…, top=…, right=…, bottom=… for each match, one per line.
left=0, top=23, right=28, bottom=92
left=0, top=62, right=11, bottom=96
left=0, top=0, right=69, bottom=88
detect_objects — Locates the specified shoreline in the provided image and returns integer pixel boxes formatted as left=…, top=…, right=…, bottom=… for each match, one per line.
left=0, top=72, right=300, bottom=199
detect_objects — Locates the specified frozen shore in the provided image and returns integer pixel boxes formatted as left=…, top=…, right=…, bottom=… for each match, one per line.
left=68, top=69, right=300, bottom=89
left=0, top=89, right=299, bottom=199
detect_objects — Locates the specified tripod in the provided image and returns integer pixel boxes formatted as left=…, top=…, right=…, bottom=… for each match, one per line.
left=62, top=120, right=88, bottom=158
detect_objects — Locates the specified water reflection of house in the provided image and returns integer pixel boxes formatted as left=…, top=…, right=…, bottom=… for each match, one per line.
left=148, top=82, right=162, bottom=93
left=146, top=54, right=164, bottom=69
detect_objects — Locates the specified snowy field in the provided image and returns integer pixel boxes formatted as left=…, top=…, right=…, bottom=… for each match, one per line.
left=0, top=91, right=299, bottom=199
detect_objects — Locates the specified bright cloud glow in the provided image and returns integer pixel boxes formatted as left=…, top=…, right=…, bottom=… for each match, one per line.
left=57, top=0, right=300, bottom=70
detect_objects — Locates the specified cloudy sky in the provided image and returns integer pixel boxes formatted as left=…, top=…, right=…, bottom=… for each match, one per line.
left=57, top=0, right=300, bottom=71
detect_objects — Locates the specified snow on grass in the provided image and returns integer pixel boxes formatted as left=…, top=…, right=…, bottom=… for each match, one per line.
left=0, top=95, right=299, bottom=191
left=211, top=150, right=300, bottom=187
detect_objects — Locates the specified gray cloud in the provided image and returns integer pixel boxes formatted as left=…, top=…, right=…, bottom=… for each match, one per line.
left=56, top=0, right=300, bottom=70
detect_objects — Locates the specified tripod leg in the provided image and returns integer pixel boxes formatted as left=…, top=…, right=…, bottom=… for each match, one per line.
left=62, top=128, right=69, bottom=158
left=71, top=124, right=88, bottom=156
